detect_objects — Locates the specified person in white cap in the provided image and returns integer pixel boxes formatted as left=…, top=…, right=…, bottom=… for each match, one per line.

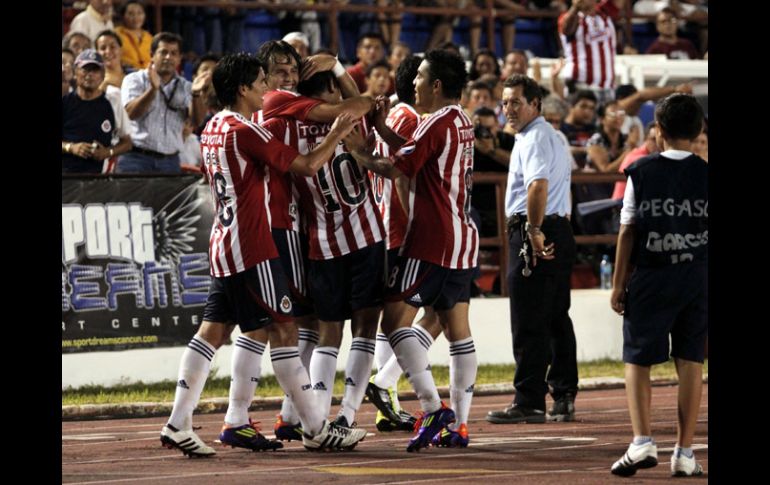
left=282, top=32, right=310, bottom=61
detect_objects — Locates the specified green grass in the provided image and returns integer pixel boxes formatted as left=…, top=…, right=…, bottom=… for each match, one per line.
left=62, top=358, right=707, bottom=406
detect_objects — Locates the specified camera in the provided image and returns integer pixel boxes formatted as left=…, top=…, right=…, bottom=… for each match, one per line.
left=474, top=125, right=493, bottom=139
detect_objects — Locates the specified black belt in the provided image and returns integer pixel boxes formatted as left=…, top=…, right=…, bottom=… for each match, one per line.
left=506, top=213, right=564, bottom=232
left=131, top=146, right=179, bottom=158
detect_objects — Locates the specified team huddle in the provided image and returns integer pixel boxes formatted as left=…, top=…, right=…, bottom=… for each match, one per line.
left=160, top=42, right=479, bottom=455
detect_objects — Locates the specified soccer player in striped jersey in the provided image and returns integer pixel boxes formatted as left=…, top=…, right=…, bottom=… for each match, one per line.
left=346, top=49, right=479, bottom=451
left=264, top=68, right=387, bottom=429
left=366, top=55, right=444, bottom=433
left=160, top=53, right=367, bottom=456
left=254, top=40, right=376, bottom=441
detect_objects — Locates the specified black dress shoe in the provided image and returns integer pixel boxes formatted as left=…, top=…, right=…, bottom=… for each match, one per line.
left=486, top=404, right=546, bottom=424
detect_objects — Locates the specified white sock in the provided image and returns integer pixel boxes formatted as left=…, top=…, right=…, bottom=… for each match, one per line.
left=374, top=333, right=393, bottom=371
left=374, top=324, right=436, bottom=402
left=309, top=346, right=339, bottom=419
left=271, top=347, right=323, bottom=437
left=448, top=337, right=477, bottom=429
left=280, top=328, right=319, bottom=424
left=168, top=336, right=216, bottom=430
left=388, top=328, right=441, bottom=413
left=224, top=335, right=265, bottom=427
left=339, top=337, right=375, bottom=424
left=412, top=324, right=435, bottom=351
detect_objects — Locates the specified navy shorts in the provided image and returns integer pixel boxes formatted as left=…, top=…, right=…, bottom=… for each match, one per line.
left=308, top=241, right=385, bottom=321
left=272, top=229, right=313, bottom=317
left=203, top=258, right=294, bottom=332
left=386, top=247, right=401, bottom=277
left=384, top=256, right=474, bottom=311
left=622, top=262, right=708, bottom=366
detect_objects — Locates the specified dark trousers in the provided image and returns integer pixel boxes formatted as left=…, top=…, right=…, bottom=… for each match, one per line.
left=507, top=216, right=579, bottom=411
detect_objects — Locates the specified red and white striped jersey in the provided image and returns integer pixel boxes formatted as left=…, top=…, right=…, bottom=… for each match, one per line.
left=372, top=102, right=419, bottom=250
left=262, top=89, right=322, bottom=123
left=265, top=116, right=385, bottom=260
left=558, top=10, right=616, bottom=89
left=200, top=109, right=299, bottom=277
left=393, top=104, right=479, bottom=269
left=251, top=112, right=301, bottom=232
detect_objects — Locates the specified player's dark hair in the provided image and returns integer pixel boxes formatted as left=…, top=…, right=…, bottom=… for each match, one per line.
left=297, top=70, right=338, bottom=98
left=424, top=49, right=467, bottom=100
left=395, top=55, right=422, bottom=106
left=256, top=40, right=302, bottom=75
left=213, top=53, right=263, bottom=107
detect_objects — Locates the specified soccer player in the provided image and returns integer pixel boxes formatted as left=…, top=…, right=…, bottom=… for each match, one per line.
left=346, top=49, right=479, bottom=451
left=159, top=53, right=366, bottom=456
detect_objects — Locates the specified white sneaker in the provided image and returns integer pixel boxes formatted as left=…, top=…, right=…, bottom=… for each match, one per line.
left=302, top=419, right=367, bottom=451
left=671, top=452, right=704, bottom=477
left=160, top=424, right=216, bottom=457
left=611, top=441, right=658, bottom=476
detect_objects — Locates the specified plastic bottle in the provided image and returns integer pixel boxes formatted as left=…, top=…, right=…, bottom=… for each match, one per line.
left=600, top=255, right=613, bottom=289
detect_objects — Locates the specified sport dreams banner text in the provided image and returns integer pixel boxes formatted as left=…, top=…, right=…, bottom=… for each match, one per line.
left=62, top=175, right=215, bottom=354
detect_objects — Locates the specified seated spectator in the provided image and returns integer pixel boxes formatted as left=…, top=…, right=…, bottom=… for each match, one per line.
left=62, top=49, right=132, bottom=174
left=179, top=116, right=203, bottom=171
left=62, top=31, right=92, bottom=57
left=615, top=82, right=692, bottom=146
left=542, top=95, right=578, bottom=170
left=478, top=73, right=507, bottom=128
left=586, top=100, right=639, bottom=173
left=363, top=60, right=392, bottom=98
left=116, top=0, right=152, bottom=70
left=62, top=48, right=76, bottom=97
left=96, top=30, right=133, bottom=91
left=500, top=49, right=528, bottom=79
left=469, top=0, right=527, bottom=57
left=69, top=0, right=115, bottom=42
left=561, top=90, right=598, bottom=169
left=471, top=106, right=514, bottom=236
left=388, top=41, right=411, bottom=75
left=191, top=54, right=222, bottom=137
left=612, top=121, right=659, bottom=200
left=469, top=49, right=500, bottom=81
left=464, top=80, right=495, bottom=116
left=347, top=33, right=394, bottom=95
left=691, top=125, right=708, bottom=162
left=119, top=32, right=208, bottom=173
left=645, top=7, right=700, bottom=59
left=282, top=32, right=310, bottom=61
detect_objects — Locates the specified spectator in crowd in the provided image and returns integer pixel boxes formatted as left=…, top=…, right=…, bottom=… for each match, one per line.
left=119, top=32, right=208, bottom=173
left=282, top=31, right=311, bottom=60
left=469, top=0, right=527, bottom=57
left=478, top=73, right=508, bottom=128
left=116, top=0, right=152, bottom=70
left=424, top=0, right=462, bottom=53
left=276, top=0, right=322, bottom=54
left=612, top=121, right=659, bottom=200
left=62, top=48, right=76, bottom=97
left=615, top=82, right=693, bottom=147
left=595, top=0, right=638, bottom=54
left=376, top=0, right=404, bottom=49
left=191, top=54, right=222, bottom=137
left=69, top=0, right=115, bottom=42
left=347, top=33, right=394, bottom=95
left=609, top=93, right=707, bottom=478
left=179, top=116, right=203, bottom=170
left=561, top=90, right=598, bottom=169
left=586, top=100, right=638, bottom=174
left=645, top=7, right=700, bottom=59
left=471, top=106, right=514, bottom=236
left=691, top=125, right=707, bottom=162
left=363, top=60, right=392, bottom=98
left=500, top=49, right=528, bottom=80
left=558, top=0, right=616, bottom=104
left=437, top=41, right=462, bottom=57
left=633, top=0, right=708, bottom=55
left=96, top=30, right=132, bottom=91
left=62, top=49, right=132, bottom=174
left=464, top=81, right=495, bottom=116
left=542, top=95, right=578, bottom=170
left=62, top=31, right=93, bottom=57
left=469, top=49, right=500, bottom=81
left=388, top=41, right=411, bottom=76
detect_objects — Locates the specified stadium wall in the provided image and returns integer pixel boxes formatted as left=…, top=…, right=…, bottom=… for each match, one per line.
left=62, top=290, right=622, bottom=389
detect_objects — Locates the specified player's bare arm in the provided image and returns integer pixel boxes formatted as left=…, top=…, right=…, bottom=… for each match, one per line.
left=301, top=53, right=361, bottom=99
left=372, top=95, right=407, bottom=152
left=307, top=95, right=375, bottom=123
left=344, top=128, right=402, bottom=179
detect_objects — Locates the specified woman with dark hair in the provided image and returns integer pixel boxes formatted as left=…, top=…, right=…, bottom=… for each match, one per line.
left=116, top=1, right=152, bottom=69
left=95, top=30, right=134, bottom=91
left=469, top=49, right=500, bottom=81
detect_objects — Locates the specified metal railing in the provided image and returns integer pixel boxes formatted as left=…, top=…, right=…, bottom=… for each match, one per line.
left=474, top=171, right=624, bottom=296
